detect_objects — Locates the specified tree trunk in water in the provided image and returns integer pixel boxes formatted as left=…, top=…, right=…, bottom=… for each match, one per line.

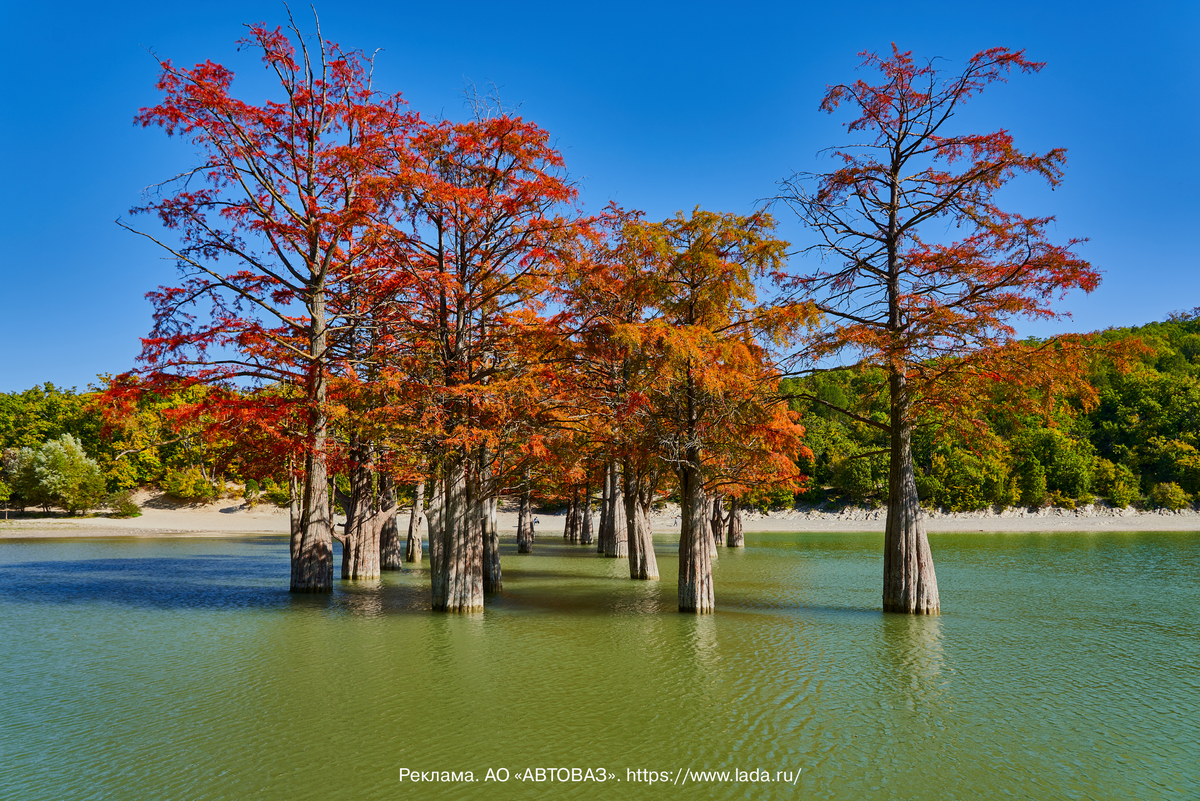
left=569, top=491, right=582, bottom=543
left=624, top=466, right=658, bottom=580
left=291, top=449, right=334, bottom=591
left=606, top=462, right=628, bottom=558
left=379, top=474, right=403, bottom=570
left=563, top=492, right=575, bottom=541
left=883, top=374, right=940, bottom=614
left=597, top=465, right=611, bottom=554
left=725, top=496, right=744, bottom=547
left=482, top=494, right=502, bottom=594
left=517, top=483, right=534, bottom=553
left=710, top=494, right=725, bottom=547
left=290, top=287, right=333, bottom=592
left=341, top=439, right=383, bottom=580
left=428, top=477, right=445, bottom=599
left=580, top=484, right=594, bottom=545
left=432, top=455, right=484, bottom=612
left=346, top=504, right=397, bottom=580
left=700, top=492, right=718, bottom=559
left=406, top=480, right=425, bottom=564
left=678, top=462, right=714, bottom=613
left=288, top=469, right=302, bottom=563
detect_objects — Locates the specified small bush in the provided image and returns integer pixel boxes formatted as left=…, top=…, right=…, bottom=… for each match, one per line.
left=1049, top=491, right=1076, bottom=510
left=1108, top=482, right=1138, bottom=508
left=105, top=491, right=142, bottom=519
left=260, top=478, right=293, bottom=508
left=1150, top=482, right=1193, bottom=511
left=162, top=467, right=219, bottom=502
left=243, top=479, right=261, bottom=508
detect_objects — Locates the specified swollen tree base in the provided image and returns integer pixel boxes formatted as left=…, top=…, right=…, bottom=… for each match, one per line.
left=431, top=458, right=484, bottom=613
left=289, top=464, right=334, bottom=592
left=678, top=466, right=714, bottom=613
left=883, top=417, right=940, bottom=615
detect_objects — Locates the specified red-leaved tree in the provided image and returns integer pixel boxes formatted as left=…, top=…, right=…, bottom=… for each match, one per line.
left=776, top=46, right=1101, bottom=613
left=122, top=20, right=419, bottom=591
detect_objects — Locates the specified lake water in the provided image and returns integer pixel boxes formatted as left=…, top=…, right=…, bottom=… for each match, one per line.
left=0, top=530, right=1196, bottom=800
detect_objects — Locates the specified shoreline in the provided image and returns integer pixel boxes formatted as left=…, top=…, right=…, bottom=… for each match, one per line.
left=2, top=492, right=1198, bottom=538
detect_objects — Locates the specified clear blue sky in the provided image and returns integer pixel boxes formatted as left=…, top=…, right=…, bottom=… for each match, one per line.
left=1, top=0, right=1196, bottom=392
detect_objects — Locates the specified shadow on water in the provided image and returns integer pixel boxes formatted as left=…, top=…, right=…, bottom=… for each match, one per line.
left=0, top=553, right=434, bottom=615
left=0, top=532, right=903, bottom=622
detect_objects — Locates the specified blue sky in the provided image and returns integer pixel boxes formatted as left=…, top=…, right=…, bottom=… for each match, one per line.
left=1, top=0, right=1197, bottom=392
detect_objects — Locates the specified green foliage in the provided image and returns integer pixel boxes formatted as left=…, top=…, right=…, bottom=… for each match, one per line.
left=243, top=479, right=261, bottom=508
left=830, top=451, right=884, bottom=506
left=1011, top=428, right=1094, bottom=499
left=260, top=478, right=292, bottom=507
left=4, top=435, right=107, bottom=514
left=105, top=491, right=142, bottom=518
left=1149, top=482, right=1192, bottom=511
left=161, top=467, right=219, bottom=502
left=741, top=485, right=797, bottom=512
left=1013, top=457, right=1048, bottom=508
left=0, top=384, right=99, bottom=453
left=1093, top=459, right=1138, bottom=507
left=332, top=474, right=351, bottom=514
left=917, top=447, right=1010, bottom=512
left=1048, top=491, right=1076, bottom=510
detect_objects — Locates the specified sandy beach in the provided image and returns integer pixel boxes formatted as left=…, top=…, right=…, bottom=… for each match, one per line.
left=2, top=490, right=1198, bottom=538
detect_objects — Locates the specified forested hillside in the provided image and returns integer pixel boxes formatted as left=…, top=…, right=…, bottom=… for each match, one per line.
left=781, top=311, right=1200, bottom=511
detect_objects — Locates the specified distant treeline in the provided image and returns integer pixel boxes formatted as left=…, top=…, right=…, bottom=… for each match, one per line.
left=780, top=313, right=1200, bottom=512
left=0, top=382, right=289, bottom=509
left=3, top=314, right=1199, bottom=513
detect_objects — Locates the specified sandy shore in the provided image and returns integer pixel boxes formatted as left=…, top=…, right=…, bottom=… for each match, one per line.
left=1, top=491, right=1198, bottom=538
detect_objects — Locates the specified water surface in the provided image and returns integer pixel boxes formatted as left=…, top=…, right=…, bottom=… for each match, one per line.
left=0, top=530, right=1196, bottom=800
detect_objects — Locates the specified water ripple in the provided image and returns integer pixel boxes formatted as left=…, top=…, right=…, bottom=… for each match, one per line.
left=0, top=531, right=1196, bottom=800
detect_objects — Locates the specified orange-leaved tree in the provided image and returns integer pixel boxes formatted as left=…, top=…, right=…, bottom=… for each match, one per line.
left=121, top=20, right=420, bottom=591
left=775, top=46, right=1101, bottom=614
left=385, top=111, right=578, bottom=611
left=627, top=208, right=807, bottom=613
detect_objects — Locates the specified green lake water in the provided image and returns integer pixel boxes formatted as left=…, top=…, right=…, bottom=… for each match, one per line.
left=0, top=530, right=1196, bottom=800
